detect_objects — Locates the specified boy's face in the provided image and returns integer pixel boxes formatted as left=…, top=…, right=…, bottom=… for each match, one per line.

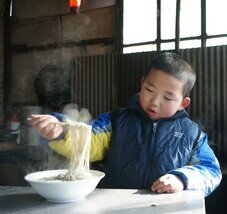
left=139, top=69, right=190, bottom=120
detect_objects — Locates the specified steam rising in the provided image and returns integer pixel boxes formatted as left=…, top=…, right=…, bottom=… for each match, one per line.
left=20, top=104, right=92, bottom=180
left=63, top=103, right=92, bottom=123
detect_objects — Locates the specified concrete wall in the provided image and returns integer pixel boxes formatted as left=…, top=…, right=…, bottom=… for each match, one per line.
left=8, top=0, right=115, bottom=110
left=0, top=0, right=4, bottom=121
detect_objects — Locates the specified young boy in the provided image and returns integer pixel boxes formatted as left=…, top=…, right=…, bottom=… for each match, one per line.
left=30, top=52, right=222, bottom=196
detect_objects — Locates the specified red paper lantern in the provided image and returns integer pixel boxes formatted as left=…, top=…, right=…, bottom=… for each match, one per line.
left=69, top=0, right=81, bottom=14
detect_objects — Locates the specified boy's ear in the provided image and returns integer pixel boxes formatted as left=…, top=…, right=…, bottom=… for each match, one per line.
left=140, top=76, right=145, bottom=86
left=180, top=97, right=191, bottom=109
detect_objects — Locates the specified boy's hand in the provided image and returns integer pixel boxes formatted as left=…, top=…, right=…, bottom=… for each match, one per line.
left=151, top=174, right=184, bottom=193
left=29, top=114, right=64, bottom=140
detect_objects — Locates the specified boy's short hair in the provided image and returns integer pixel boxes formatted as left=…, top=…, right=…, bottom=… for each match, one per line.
left=145, top=52, right=196, bottom=97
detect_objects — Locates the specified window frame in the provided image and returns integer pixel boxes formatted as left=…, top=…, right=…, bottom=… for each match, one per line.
left=116, top=0, right=227, bottom=53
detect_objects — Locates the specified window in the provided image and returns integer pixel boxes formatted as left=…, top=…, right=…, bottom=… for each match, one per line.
left=122, top=0, right=227, bottom=53
left=123, top=0, right=157, bottom=45
left=10, top=0, right=13, bottom=16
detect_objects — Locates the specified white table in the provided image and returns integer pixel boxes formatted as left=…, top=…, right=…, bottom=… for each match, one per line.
left=0, top=186, right=205, bottom=214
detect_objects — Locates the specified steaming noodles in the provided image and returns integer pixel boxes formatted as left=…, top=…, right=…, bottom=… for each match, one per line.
left=65, top=122, right=92, bottom=180
left=24, top=119, right=105, bottom=203
left=42, top=122, right=92, bottom=181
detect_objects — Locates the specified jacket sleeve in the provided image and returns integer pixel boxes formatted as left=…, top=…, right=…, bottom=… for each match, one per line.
left=169, top=131, right=222, bottom=197
left=48, top=112, right=112, bottom=162
left=89, top=112, right=112, bottom=162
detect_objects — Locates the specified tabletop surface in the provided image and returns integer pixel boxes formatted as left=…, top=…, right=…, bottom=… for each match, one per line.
left=0, top=186, right=205, bottom=214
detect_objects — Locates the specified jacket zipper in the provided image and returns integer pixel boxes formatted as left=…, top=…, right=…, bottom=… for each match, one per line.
left=144, top=121, right=157, bottom=188
left=153, top=122, right=157, bottom=133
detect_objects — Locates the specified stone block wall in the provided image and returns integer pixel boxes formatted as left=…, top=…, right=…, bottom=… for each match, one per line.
left=8, top=0, right=115, bottom=111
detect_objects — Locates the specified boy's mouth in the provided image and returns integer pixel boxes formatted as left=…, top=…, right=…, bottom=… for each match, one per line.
left=147, top=109, right=157, bottom=116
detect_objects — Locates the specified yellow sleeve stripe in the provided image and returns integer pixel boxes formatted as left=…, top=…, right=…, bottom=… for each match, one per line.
left=48, top=130, right=112, bottom=162
left=49, top=131, right=71, bottom=159
left=90, top=132, right=112, bottom=162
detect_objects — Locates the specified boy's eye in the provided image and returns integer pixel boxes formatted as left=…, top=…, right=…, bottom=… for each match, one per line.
left=164, top=97, right=172, bottom=101
left=146, top=87, right=153, bottom=92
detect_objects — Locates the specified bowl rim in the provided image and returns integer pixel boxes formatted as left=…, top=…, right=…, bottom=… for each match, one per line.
left=24, top=169, right=105, bottom=184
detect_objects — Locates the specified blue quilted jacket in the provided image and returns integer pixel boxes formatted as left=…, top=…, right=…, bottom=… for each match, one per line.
left=90, top=94, right=222, bottom=196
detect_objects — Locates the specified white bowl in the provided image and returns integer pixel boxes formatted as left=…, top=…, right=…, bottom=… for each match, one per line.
left=24, top=169, right=105, bottom=203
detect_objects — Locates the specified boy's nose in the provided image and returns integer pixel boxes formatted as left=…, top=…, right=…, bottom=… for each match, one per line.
left=150, top=95, right=160, bottom=106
